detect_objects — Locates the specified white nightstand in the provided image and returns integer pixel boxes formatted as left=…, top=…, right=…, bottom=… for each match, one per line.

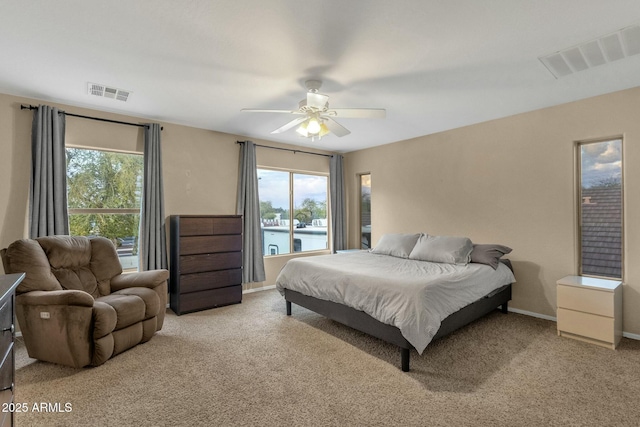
left=556, top=275, right=622, bottom=349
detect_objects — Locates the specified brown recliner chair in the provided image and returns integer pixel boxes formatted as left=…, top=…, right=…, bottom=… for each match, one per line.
left=1, top=235, right=168, bottom=368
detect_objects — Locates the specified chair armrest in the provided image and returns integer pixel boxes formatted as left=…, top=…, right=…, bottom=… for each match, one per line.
left=110, top=269, right=169, bottom=292
left=16, top=290, right=94, bottom=307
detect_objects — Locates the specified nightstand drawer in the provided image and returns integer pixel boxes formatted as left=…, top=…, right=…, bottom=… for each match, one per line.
left=557, top=284, right=613, bottom=317
left=557, top=308, right=614, bottom=343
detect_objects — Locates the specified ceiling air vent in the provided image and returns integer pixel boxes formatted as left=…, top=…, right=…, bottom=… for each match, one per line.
left=539, top=24, right=640, bottom=78
left=87, top=82, right=132, bottom=102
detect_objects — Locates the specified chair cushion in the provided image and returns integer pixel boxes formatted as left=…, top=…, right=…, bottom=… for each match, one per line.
left=52, top=267, right=100, bottom=298
left=37, top=236, right=101, bottom=298
left=2, top=239, right=62, bottom=293
left=90, top=237, right=123, bottom=296
left=96, top=294, right=146, bottom=330
left=92, top=301, right=117, bottom=338
left=112, top=323, right=143, bottom=356
left=112, top=287, right=160, bottom=320
left=37, top=236, right=92, bottom=269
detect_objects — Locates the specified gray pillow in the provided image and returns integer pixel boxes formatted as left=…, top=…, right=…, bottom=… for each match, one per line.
left=470, top=244, right=512, bottom=269
left=371, top=233, right=421, bottom=258
left=408, top=235, right=473, bottom=264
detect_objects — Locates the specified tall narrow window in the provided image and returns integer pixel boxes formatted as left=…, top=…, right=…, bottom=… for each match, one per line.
left=578, top=138, right=623, bottom=279
left=360, top=173, right=371, bottom=249
left=258, top=168, right=328, bottom=256
left=66, top=148, right=143, bottom=270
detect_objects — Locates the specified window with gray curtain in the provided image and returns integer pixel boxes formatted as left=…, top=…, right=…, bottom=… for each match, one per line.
left=140, top=123, right=167, bottom=271
left=237, top=141, right=266, bottom=283
left=29, top=105, right=69, bottom=238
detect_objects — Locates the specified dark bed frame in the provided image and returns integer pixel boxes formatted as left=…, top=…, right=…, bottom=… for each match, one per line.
left=284, top=259, right=513, bottom=372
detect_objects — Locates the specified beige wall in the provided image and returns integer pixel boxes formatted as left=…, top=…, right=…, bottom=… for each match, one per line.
left=0, top=92, right=331, bottom=288
left=344, top=86, right=640, bottom=335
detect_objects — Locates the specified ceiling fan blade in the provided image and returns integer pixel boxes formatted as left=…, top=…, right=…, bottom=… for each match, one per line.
left=324, top=118, right=351, bottom=137
left=307, top=92, right=329, bottom=109
left=328, top=108, right=386, bottom=119
left=270, top=116, right=308, bottom=134
left=241, top=108, right=302, bottom=114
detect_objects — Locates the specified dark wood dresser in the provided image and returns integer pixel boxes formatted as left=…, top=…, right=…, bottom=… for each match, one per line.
left=0, top=273, right=24, bottom=427
left=169, top=215, right=243, bottom=315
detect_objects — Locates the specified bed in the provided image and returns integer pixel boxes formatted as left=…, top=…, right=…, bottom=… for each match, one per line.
left=275, top=234, right=515, bottom=372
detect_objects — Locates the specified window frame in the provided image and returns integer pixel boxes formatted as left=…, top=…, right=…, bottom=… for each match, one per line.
left=575, top=136, right=624, bottom=280
left=257, top=166, right=331, bottom=257
left=358, top=172, right=371, bottom=250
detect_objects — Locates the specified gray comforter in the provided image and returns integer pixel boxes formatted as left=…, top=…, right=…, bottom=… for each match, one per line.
left=275, top=251, right=515, bottom=354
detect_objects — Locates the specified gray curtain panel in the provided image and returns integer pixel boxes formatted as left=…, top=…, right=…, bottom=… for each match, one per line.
left=29, top=105, right=69, bottom=238
left=330, top=154, right=347, bottom=252
left=140, top=123, right=168, bottom=271
left=236, top=141, right=266, bottom=283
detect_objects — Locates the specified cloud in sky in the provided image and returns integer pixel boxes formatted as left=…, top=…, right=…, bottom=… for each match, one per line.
left=581, top=139, right=621, bottom=188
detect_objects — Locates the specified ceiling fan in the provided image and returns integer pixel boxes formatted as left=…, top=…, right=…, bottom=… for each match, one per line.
left=241, top=80, right=386, bottom=140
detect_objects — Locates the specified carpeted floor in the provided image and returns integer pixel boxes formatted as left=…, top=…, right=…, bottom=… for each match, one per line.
left=13, top=289, right=640, bottom=426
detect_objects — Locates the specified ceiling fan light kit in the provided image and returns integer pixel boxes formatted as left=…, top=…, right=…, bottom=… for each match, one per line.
left=295, top=116, right=330, bottom=140
left=242, top=80, right=386, bottom=140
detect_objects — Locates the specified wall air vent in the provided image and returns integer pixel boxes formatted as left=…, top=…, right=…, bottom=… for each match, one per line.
left=87, top=82, right=132, bottom=102
left=539, top=24, right=640, bottom=78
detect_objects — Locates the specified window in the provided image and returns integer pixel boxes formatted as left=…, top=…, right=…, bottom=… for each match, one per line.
left=359, top=173, right=371, bottom=249
left=66, top=148, right=143, bottom=270
left=258, top=168, right=328, bottom=256
left=577, top=138, right=623, bottom=279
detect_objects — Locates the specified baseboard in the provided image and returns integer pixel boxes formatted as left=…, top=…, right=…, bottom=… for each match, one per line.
left=623, top=331, right=640, bottom=340
left=508, top=307, right=640, bottom=341
left=243, top=285, right=276, bottom=294
left=507, top=307, right=557, bottom=322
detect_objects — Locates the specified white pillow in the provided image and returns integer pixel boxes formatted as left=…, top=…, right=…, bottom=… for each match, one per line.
left=371, top=233, right=420, bottom=258
left=409, top=235, right=473, bottom=264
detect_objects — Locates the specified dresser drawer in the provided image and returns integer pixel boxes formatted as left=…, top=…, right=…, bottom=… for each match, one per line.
left=0, top=300, right=12, bottom=357
left=557, top=308, right=614, bottom=343
left=211, top=217, right=242, bottom=235
left=0, top=343, right=13, bottom=401
left=557, top=284, right=614, bottom=317
left=179, top=285, right=242, bottom=313
left=179, top=235, right=242, bottom=255
left=0, top=300, right=11, bottom=332
left=179, top=217, right=214, bottom=236
left=179, top=269, right=242, bottom=294
left=0, top=407, right=11, bottom=427
left=179, top=252, right=242, bottom=274
left=179, top=216, right=242, bottom=236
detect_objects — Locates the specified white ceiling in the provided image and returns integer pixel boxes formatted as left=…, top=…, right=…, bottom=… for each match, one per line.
left=2, top=1, right=640, bottom=153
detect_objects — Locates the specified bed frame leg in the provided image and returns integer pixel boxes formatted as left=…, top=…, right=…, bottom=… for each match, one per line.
left=286, top=300, right=292, bottom=316
left=401, top=348, right=410, bottom=372
left=501, top=301, right=508, bottom=314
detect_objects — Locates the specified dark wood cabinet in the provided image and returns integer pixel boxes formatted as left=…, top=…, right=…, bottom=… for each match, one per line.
left=0, top=273, right=24, bottom=427
left=169, top=215, right=242, bottom=315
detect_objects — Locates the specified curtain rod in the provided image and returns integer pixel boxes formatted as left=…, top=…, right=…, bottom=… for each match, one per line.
left=21, top=104, right=163, bottom=130
left=236, top=140, right=333, bottom=158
